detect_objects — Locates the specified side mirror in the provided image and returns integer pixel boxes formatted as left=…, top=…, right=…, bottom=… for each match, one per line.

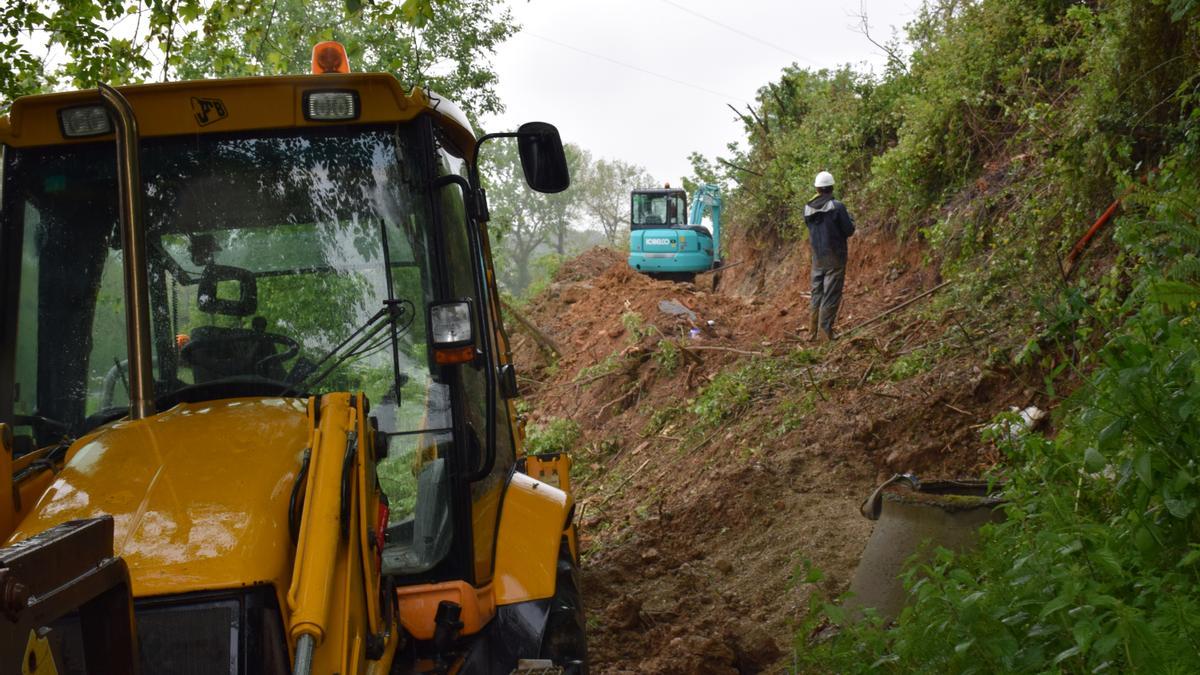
left=429, top=300, right=476, bottom=365
left=198, top=264, right=257, bottom=317
left=517, top=122, right=570, bottom=194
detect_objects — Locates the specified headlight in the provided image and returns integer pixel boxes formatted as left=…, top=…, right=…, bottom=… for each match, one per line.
left=303, top=90, right=359, bottom=121
left=59, top=105, right=112, bottom=137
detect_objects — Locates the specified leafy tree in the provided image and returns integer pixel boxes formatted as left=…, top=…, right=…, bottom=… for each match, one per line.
left=544, top=144, right=587, bottom=256
left=1, top=0, right=511, bottom=119
left=171, top=0, right=516, bottom=120
left=485, top=141, right=585, bottom=294
left=0, top=0, right=207, bottom=106
left=577, top=157, right=655, bottom=246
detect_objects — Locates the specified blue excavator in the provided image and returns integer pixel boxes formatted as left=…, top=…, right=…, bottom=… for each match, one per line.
left=628, top=183, right=722, bottom=284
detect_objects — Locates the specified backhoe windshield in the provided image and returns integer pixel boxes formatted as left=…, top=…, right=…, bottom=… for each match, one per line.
left=631, top=191, right=687, bottom=229
left=1, top=124, right=449, bottom=456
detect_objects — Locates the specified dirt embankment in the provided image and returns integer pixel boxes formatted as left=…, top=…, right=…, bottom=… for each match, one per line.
left=510, top=226, right=1034, bottom=673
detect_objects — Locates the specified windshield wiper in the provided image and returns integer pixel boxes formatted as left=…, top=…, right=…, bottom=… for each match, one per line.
left=288, top=299, right=414, bottom=395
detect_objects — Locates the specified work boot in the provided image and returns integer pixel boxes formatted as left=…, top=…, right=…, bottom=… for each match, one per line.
left=807, top=309, right=820, bottom=341
left=821, top=327, right=835, bottom=343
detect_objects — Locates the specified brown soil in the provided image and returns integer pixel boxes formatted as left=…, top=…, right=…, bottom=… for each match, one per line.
left=510, top=226, right=1034, bottom=673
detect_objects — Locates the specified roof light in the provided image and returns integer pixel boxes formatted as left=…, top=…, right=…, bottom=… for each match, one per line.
left=59, top=105, right=112, bottom=138
left=311, top=41, right=351, bottom=74
left=303, top=91, right=359, bottom=121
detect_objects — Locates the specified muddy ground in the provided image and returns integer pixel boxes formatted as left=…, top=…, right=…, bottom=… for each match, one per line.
left=510, top=226, right=1036, bottom=673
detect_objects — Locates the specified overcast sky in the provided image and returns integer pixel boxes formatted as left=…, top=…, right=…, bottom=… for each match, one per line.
left=483, top=0, right=921, bottom=186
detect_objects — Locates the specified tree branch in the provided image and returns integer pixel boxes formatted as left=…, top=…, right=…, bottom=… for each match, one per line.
left=854, top=1, right=906, bottom=72
left=717, top=157, right=763, bottom=177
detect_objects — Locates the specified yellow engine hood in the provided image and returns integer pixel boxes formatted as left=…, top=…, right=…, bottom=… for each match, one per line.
left=8, top=398, right=310, bottom=597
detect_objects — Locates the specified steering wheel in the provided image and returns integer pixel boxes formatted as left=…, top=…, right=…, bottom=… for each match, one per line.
left=252, top=333, right=302, bottom=372
left=181, top=331, right=301, bottom=379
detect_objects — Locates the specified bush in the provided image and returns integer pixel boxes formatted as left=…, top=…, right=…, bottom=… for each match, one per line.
left=525, top=418, right=582, bottom=456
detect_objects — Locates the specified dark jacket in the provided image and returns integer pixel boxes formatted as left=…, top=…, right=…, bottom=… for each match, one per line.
left=803, top=193, right=855, bottom=268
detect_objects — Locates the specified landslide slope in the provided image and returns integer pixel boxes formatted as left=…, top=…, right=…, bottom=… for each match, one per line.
left=510, top=228, right=1033, bottom=673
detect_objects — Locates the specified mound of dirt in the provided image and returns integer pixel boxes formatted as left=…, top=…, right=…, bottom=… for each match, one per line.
left=553, top=245, right=627, bottom=282
left=509, top=226, right=1033, bottom=673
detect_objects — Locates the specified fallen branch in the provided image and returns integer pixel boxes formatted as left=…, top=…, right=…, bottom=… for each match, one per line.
left=804, top=366, right=828, bottom=402
left=599, top=457, right=652, bottom=507
left=683, top=428, right=723, bottom=456
left=952, top=316, right=979, bottom=351
left=846, top=280, right=953, bottom=336
left=597, top=383, right=641, bottom=417
left=857, top=359, right=876, bottom=388
left=573, top=368, right=623, bottom=387
left=501, top=299, right=561, bottom=357
left=868, top=390, right=904, bottom=400
left=942, top=402, right=974, bottom=416
left=686, top=345, right=765, bottom=356
left=882, top=321, right=919, bottom=353
left=696, top=260, right=746, bottom=275
left=677, top=344, right=705, bottom=366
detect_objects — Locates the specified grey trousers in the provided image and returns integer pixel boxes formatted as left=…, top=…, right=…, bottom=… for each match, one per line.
left=811, top=266, right=846, bottom=335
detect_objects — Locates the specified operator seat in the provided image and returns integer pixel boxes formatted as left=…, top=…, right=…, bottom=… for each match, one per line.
left=185, top=324, right=286, bottom=383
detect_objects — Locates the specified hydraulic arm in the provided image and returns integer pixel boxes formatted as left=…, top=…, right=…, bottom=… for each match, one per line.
left=687, top=184, right=723, bottom=264
left=288, top=393, right=396, bottom=674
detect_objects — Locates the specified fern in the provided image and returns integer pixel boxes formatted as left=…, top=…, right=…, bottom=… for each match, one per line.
left=1168, top=255, right=1200, bottom=282
left=1147, top=280, right=1200, bottom=310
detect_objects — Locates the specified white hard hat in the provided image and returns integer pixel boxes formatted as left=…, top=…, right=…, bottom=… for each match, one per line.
left=814, top=171, right=835, bottom=188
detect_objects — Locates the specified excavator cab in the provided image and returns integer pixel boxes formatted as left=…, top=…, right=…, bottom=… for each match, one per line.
left=0, top=43, right=585, bottom=674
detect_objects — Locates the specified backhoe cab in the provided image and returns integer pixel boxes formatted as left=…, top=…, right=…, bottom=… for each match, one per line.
left=0, top=41, right=585, bottom=674
left=627, top=183, right=722, bottom=284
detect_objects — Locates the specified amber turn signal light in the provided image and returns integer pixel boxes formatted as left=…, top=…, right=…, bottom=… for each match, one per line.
left=433, top=345, right=476, bottom=365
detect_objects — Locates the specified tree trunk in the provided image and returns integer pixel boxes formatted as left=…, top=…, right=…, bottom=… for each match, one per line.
left=604, top=216, right=620, bottom=246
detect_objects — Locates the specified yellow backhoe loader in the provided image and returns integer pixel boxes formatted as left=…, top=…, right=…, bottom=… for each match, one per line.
left=0, top=41, right=584, bottom=674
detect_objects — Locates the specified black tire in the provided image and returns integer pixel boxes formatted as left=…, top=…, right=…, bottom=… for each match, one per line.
left=541, top=540, right=588, bottom=674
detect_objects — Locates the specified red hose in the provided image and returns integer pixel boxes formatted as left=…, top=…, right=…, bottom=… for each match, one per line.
left=1065, top=196, right=1124, bottom=269
left=1064, top=169, right=1156, bottom=276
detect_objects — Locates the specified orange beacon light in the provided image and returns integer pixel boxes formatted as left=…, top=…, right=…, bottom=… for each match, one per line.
left=311, top=41, right=351, bottom=74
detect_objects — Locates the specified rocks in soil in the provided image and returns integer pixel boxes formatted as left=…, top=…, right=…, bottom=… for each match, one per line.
left=607, top=595, right=643, bottom=631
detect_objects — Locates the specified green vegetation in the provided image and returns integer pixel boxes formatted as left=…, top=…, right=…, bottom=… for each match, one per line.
left=689, top=370, right=752, bottom=426
left=698, top=0, right=1199, bottom=319
left=686, top=0, right=1200, bottom=671
left=519, top=254, right=565, bottom=304
left=653, top=339, right=680, bottom=374
left=886, top=350, right=934, bottom=382
left=1, top=1, right=509, bottom=118
left=773, top=392, right=817, bottom=437
left=525, top=418, right=582, bottom=456
left=687, top=348, right=820, bottom=429
left=575, top=353, right=623, bottom=383
left=799, top=164, right=1200, bottom=670
left=641, top=403, right=685, bottom=436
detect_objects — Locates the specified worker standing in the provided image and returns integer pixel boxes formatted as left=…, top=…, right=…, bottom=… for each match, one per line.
left=804, top=171, right=855, bottom=341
